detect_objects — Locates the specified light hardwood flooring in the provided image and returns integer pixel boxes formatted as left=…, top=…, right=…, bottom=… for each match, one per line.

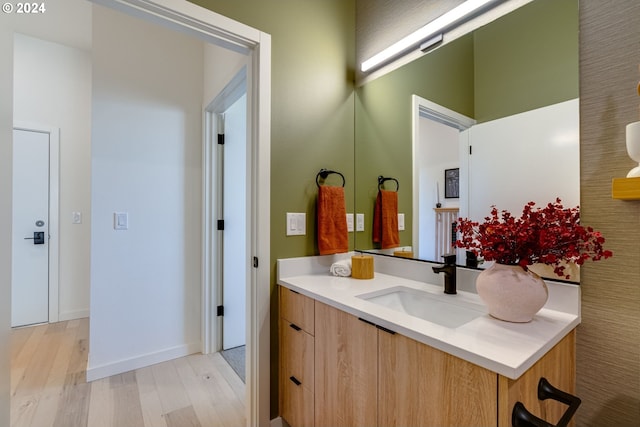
left=11, top=318, right=246, bottom=427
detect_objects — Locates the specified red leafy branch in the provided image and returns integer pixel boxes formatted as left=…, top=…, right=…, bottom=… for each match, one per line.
left=455, top=199, right=613, bottom=279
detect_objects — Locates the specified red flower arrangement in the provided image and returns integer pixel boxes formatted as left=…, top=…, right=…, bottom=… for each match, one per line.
left=455, top=199, right=613, bottom=279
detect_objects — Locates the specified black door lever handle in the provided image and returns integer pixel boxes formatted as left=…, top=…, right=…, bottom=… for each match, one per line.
left=24, top=231, right=45, bottom=244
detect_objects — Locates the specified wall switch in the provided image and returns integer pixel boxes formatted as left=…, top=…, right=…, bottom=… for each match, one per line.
left=398, top=213, right=405, bottom=231
left=286, top=212, right=306, bottom=236
left=356, top=213, right=365, bottom=232
left=346, top=213, right=354, bottom=232
left=72, top=211, right=82, bottom=224
left=114, top=212, right=128, bottom=230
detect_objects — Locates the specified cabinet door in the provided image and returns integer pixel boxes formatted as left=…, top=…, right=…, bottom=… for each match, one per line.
left=498, top=330, right=576, bottom=427
left=314, top=302, right=378, bottom=427
left=378, top=331, right=497, bottom=427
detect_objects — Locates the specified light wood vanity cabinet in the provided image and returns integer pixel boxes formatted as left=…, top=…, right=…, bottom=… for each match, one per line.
left=314, top=301, right=378, bottom=427
left=279, top=287, right=315, bottom=427
left=378, top=331, right=497, bottom=426
left=279, top=286, right=577, bottom=427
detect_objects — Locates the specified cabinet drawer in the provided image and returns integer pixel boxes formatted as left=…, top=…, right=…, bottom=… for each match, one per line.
left=281, top=371, right=314, bottom=427
left=281, top=320, right=314, bottom=393
left=280, top=286, right=315, bottom=335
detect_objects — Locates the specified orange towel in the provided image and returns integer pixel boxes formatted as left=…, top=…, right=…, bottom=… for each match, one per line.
left=373, top=189, right=399, bottom=249
left=317, top=185, right=349, bottom=255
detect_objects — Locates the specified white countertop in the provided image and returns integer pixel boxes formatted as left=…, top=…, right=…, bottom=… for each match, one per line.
left=277, top=253, right=580, bottom=380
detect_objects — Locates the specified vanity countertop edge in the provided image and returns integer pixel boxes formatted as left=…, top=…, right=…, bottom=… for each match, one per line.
left=277, top=253, right=580, bottom=380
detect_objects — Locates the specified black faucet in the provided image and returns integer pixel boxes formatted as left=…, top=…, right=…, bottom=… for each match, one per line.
left=432, top=254, right=457, bottom=294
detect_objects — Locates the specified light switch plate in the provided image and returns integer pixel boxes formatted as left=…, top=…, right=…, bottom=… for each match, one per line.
left=398, top=213, right=405, bottom=231
left=356, top=213, right=365, bottom=232
left=346, top=213, right=354, bottom=232
left=114, top=212, right=128, bottom=230
left=286, top=212, right=306, bottom=236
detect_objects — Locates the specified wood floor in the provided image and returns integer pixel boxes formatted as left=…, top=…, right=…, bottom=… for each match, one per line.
left=10, top=318, right=246, bottom=427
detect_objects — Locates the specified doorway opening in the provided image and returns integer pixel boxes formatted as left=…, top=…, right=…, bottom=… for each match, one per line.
left=411, top=95, right=475, bottom=261
left=203, top=67, right=248, bottom=383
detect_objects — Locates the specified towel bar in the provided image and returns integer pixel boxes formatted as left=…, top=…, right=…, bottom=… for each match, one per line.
left=378, top=175, right=399, bottom=191
left=316, top=168, right=345, bottom=187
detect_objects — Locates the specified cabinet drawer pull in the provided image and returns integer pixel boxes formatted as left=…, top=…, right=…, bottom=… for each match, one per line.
left=358, top=317, right=376, bottom=327
left=376, top=324, right=396, bottom=335
left=289, top=376, right=301, bottom=386
left=289, top=323, right=302, bottom=331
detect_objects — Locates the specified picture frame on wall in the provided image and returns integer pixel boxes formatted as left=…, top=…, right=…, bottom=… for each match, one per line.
left=444, top=168, right=459, bottom=199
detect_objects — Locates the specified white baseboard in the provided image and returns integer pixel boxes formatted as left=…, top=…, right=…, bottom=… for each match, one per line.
left=86, top=342, right=201, bottom=382
left=271, top=416, right=285, bottom=427
left=58, top=309, right=90, bottom=322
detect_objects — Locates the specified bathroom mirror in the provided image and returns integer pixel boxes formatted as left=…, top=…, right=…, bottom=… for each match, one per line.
left=354, top=0, right=580, bottom=282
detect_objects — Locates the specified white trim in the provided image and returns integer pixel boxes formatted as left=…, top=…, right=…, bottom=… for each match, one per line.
left=13, top=122, right=60, bottom=324
left=91, top=2, right=271, bottom=425
left=203, top=66, right=247, bottom=356
left=411, top=95, right=475, bottom=259
left=58, top=309, right=89, bottom=322
left=86, top=342, right=201, bottom=382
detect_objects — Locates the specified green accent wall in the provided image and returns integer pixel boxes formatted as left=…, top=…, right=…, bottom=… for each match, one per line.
left=354, top=0, right=578, bottom=251
left=474, top=0, right=579, bottom=121
left=190, top=0, right=356, bottom=418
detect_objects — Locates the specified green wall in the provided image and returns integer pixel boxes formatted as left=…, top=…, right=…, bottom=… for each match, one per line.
left=354, top=0, right=578, bottom=251
left=190, top=0, right=355, bottom=418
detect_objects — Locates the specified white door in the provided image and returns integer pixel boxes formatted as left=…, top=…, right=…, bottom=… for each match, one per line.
left=222, top=93, right=247, bottom=350
left=12, top=128, right=50, bottom=327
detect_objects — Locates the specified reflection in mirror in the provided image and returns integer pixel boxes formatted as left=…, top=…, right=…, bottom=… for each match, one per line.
left=354, top=0, right=579, bottom=282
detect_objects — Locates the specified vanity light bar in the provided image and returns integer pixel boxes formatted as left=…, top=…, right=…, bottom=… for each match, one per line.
left=361, top=0, right=499, bottom=73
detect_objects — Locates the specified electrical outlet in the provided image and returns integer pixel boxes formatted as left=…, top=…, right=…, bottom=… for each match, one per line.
left=398, top=213, right=405, bottom=231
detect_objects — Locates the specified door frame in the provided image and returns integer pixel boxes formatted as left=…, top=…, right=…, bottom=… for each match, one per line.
left=411, top=95, right=475, bottom=259
left=12, top=122, right=60, bottom=324
left=203, top=66, right=248, bottom=355
left=91, top=1, right=272, bottom=425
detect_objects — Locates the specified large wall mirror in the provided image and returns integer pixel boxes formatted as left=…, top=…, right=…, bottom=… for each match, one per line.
left=354, top=0, right=580, bottom=282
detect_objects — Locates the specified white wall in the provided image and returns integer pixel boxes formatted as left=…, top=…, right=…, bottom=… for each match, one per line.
left=416, top=116, right=460, bottom=260
left=88, top=5, right=204, bottom=379
left=467, top=98, right=580, bottom=221
left=13, top=33, right=92, bottom=321
left=203, top=43, right=247, bottom=107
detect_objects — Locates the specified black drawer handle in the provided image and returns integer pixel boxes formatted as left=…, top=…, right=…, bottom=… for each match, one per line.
left=289, top=376, right=301, bottom=386
left=512, top=377, right=581, bottom=427
left=376, top=324, right=396, bottom=335
left=289, top=323, right=301, bottom=331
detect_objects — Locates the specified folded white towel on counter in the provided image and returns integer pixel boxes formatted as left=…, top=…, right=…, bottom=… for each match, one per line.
left=330, top=259, right=352, bottom=277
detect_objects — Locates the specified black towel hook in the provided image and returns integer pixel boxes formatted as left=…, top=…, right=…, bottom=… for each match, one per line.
left=378, top=175, right=399, bottom=191
left=316, top=168, right=345, bottom=188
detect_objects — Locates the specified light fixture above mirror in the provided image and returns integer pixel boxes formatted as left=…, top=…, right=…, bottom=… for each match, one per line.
left=361, top=0, right=500, bottom=73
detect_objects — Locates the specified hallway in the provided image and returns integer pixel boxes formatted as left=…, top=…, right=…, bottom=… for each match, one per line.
left=11, top=319, right=245, bottom=427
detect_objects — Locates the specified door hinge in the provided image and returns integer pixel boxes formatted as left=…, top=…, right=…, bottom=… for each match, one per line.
left=217, top=134, right=225, bottom=145
left=217, top=305, right=224, bottom=316
left=253, top=256, right=259, bottom=268
left=217, top=220, right=224, bottom=230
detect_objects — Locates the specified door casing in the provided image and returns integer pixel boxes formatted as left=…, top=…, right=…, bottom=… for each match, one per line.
left=90, top=2, right=272, bottom=426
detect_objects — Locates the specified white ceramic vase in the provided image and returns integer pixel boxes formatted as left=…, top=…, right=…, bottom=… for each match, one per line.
left=476, top=263, right=548, bottom=323
left=626, top=121, right=640, bottom=177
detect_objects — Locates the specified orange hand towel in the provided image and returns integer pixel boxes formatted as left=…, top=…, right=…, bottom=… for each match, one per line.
left=372, top=189, right=399, bottom=249
left=317, top=185, right=349, bottom=255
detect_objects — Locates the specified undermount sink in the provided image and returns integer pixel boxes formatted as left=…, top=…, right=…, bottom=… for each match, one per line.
left=357, top=286, right=485, bottom=328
